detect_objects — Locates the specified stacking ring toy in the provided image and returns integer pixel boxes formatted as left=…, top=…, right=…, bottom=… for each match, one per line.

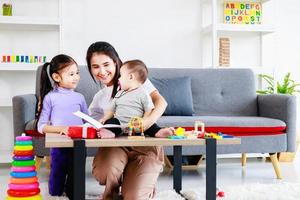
left=10, top=171, right=37, bottom=178
left=7, top=188, right=40, bottom=197
left=10, top=177, right=38, bottom=184
left=6, top=194, right=42, bottom=200
left=16, top=141, right=32, bottom=146
left=8, top=182, right=39, bottom=190
left=16, top=135, right=32, bottom=141
left=13, top=150, right=34, bottom=156
left=14, top=146, right=33, bottom=151
left=12, top=160, right=35, bottom=167
left=11, top=166, right=36, bottom=172
left=13, top=155, right=34, bottom=161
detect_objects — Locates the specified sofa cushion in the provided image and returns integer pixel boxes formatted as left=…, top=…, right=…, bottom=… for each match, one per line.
left=148, top=68, right=258, bottom=116
left=157, top=116, right=286, bottom=136
left=150, top=76, right=194, bottom=116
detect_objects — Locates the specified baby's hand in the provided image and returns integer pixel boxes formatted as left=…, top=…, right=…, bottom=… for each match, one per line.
left=99, top=118, right=106, bottom=125
left=97, top=128, right=115, bottom=139
left=155, top=127, right=175, bottom=138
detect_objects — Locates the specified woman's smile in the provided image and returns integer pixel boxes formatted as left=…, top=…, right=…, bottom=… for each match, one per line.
left=91, top=53, right=116, bottom=86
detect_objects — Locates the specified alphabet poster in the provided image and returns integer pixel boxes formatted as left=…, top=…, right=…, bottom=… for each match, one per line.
left=224, top=2, right=262, bottom=24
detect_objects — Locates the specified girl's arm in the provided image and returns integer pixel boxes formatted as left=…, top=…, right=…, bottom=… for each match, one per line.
left=42, top=125, right=68, bottom=135
left=143, top=90, right=167, bottom=130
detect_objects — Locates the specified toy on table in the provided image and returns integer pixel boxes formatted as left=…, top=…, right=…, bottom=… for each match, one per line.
left=204, top=132, right=222, bottom=139
left=203, top=132, right=233, bottom=139
left=189, top=121, right=205, bottom=139
left=168, top=127, right=186, bottom=139
left=128, top=117, right=145, bottom=139
left=217, top=132, right=234, bottom=138
left=6, top=133, right=42, bottom=200
left=67, top=126, right=97, bottom=139
left=175, top=127, right=185, bottom=136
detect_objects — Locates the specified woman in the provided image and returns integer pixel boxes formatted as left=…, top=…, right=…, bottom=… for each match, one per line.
left=86, top=41, right=168, bottom=200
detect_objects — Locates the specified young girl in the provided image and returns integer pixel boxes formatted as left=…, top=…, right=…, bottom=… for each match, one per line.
left=36, top=54, right=88, bottom=198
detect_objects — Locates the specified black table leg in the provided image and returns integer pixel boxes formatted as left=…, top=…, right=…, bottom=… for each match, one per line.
left=73, top=140, right=86, bottom=200
left=206, top=138, right=216, bottom=200
left=173, top=145, right=182, bottom=193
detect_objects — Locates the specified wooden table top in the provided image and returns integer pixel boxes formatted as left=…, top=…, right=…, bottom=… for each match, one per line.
left=45, top=133, right=241, bottom=148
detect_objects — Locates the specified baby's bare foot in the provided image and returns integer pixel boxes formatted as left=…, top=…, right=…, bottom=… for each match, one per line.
left=97, top=128, right=115, bottom=139
left=155, top=127, right=175, bottom=138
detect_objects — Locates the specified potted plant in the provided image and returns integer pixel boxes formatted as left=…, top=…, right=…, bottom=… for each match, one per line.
left=257, top=72, right=300, bottom=95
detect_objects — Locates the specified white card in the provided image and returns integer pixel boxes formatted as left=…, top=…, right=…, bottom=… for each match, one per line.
left=73, top=111, right=123, bottom=129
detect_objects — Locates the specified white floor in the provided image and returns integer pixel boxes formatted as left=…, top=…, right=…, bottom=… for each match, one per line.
left=1, top=148, right=299, bottom=199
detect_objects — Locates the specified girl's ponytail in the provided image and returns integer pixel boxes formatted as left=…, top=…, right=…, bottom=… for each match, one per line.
left=35, top=62, right=53, bottom=126
left=39, top=62, right=53, bottom=104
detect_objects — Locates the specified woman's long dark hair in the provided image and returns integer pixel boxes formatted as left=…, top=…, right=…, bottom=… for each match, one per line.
left=86, top=41, right=122, bottom=98
left=35, top=54, right=77, bottom=128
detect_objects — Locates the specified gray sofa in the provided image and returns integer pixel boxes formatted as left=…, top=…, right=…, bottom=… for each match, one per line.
left=13, top=66, right=297, bottom=179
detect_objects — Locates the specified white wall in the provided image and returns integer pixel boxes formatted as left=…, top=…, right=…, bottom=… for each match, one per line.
left=1, top=0, right=300, bottom=152
left=62, top=0, right=202, bottom=68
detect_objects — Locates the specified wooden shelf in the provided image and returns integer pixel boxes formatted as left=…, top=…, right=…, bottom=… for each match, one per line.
left=0, top=63, right=40, bottom=71
left=202, top=24, right=276, bottom=35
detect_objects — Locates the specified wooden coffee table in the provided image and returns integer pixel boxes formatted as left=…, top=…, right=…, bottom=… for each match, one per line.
left=46, top=133, right=240, bottom=200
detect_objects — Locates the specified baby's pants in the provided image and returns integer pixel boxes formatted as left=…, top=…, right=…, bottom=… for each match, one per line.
left=92, top=146, right=164, bottom=200
left=49, top=148, right=73, bottom=199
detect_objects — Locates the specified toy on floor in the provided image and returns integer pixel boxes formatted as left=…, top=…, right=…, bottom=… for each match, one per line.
left=6, top=133, right=42, bottom=200
left=128, top=117, right=144, bottom=137
left=217, top=187, right=225, bottom=198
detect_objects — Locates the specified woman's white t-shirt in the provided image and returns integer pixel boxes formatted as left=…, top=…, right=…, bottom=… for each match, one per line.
left=88, top=79, right=156, bottom=120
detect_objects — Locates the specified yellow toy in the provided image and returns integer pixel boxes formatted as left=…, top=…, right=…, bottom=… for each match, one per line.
left=175, top=127, right=185, bottom=136
left=128, top=117, right=144, bottom=136
left=204, top=132, right=222, bottom=140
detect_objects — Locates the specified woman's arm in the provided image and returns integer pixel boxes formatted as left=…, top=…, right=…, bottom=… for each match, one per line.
left=143, top=90, right=167, bottom=130
left=99, top=110, right=114, bottom=124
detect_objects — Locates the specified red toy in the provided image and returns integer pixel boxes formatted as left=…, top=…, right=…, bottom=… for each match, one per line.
left=67, top=126, right=97, bottom=139
left=217, top=187, right=225, bottom=198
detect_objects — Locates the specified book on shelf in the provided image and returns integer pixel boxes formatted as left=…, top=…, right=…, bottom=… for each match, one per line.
left=224, top=2, right=262, bottom=25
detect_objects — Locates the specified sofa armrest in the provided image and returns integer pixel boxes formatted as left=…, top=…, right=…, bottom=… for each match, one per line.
left=258, top=94, right=297, bottom=152
left=12, top=94, right=38, bottom=138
